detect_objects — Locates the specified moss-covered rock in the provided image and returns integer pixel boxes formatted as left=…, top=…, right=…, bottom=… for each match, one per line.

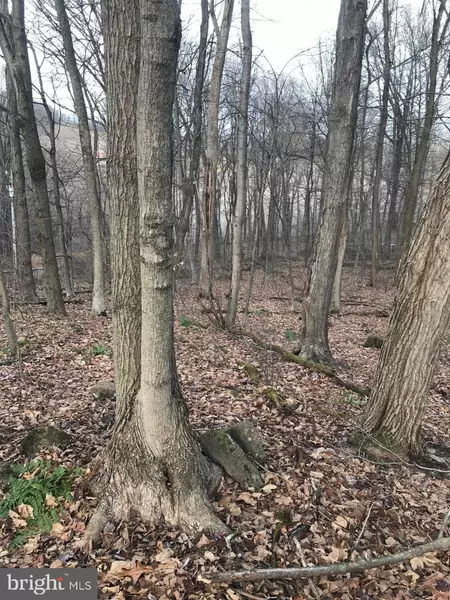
left=227, top=421, right=267, bottom=465
left=241, top=362, right=260, bottom=385
left=363, top=334, right=384, bottom=349
left=263, top=387, right=286, bottom=408
left=200, top=430, right=263, bottom=489
left=20, top=426, right=72, bottom=456
left=90, top=379, right=116, bottom=400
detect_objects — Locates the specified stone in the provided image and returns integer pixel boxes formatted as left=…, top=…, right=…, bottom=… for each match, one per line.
left=90, top=379, right=116, bottom=400
left=363, top=334, right=384, bottom=349
left=227, top=421, right=267, bottom=465
left=200, top=430, right=263, bottom=490
left=20, top=426, right=72, bottom=455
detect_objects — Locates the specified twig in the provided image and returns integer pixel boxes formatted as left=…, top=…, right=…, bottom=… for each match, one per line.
left=439, top=510, right=450, bottom=538
left=291, top=538, right=320, bottom=599
left=353, top=503, right=373, bottom=550
left=202, top=536, right=450, bottom=583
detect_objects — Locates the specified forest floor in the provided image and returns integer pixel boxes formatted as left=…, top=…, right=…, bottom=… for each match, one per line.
left=1, top=265, right=450, bottom=599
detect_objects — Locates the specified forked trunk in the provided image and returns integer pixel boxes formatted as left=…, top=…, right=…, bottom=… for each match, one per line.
left=86, top=0, right=225, bottom=542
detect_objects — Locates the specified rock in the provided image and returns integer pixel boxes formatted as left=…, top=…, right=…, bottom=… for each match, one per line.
left=363, top=334, right=384, bottom=349
left=90, top=379, right=116, bottom=400
left=227, top=421, right=267, bottom=465
left=242, top=362, right=260, bottom=385
left=20, top=426, right=72, bottom=455
left=200, top=430, right=263, bottom=490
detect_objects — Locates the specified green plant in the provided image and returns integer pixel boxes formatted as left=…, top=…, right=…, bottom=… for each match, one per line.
left=91, top=344, right=112, bottom=357
left=0, top=460, right=82, bottom=547
left=179, top=316, right=194, bottom=328
left=285, top=329, right=296, bottom=342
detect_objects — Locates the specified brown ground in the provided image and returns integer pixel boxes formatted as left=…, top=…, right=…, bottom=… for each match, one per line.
left=0, top=266, right=449, bottom=599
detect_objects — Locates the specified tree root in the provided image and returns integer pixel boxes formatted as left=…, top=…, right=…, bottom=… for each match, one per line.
left=203, top=536, right=450, bottom=583
left=231, top=328, right=369, bottom=397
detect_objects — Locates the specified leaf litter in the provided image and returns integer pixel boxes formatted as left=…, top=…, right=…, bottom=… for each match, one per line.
left=0, top=267, right=449, bottom=598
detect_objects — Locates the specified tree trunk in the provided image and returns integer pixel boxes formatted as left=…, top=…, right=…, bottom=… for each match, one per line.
left=360, top=149, right=450, bottom=456
left=175, top=0, right=208, bottom=266
left=199, top=0, right=234, bottom=297
left=299, top=0, right=366, bottom=363
left=86, top=0, right=225, bottom=542
left=4, top=23, right=36, bottom=302
left=0, top=263, right=18, bottom=358
left=54, top=0, right=106, bottom=315
left=0, top=0, right=65, bottom=315
left=399, top=2, right=449, bottom=258
left=330, top=215, right=348, bottom=314
left=228, top=0, right=252, bottom=327
left=368, top=0, right=390, bottom=287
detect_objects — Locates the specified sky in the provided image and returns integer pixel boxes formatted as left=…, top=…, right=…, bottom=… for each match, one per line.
left=181, top=0, right=340, bottom=71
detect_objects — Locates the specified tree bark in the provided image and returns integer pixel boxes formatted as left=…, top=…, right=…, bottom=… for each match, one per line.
left=86, top=0, right=225, bottom=542
left=0, top=0, right=65, bottom=315
left=228, top=0, right=252, bottom=327
left=299, top=0, right=366, bottom=363
left=0, top=263, right=18, bottom=358
left=54, top=0, right=106, bottom=314
left=199, top=0, right=234, bottom=297
left=360, top=149, right=450, bottom=456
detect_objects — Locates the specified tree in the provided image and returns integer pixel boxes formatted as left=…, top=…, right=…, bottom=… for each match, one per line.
left=54, top=0, right=106, bottom=314
left=85, top=0, right=225, bottom=542
left=298, top=0, right=367, bottom=363
left=360, top=148, right=450, bottom=456
left=228, top=0, right=252, bottom=327
left=0, top=0, right=65, bottom=314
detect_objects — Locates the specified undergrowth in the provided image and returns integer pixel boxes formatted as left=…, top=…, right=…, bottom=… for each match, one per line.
left=0, top=460, right=82, bottom=548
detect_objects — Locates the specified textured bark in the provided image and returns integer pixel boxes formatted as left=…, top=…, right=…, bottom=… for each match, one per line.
left=300, top=0, right=366, bottom=363
left=330, top=216, right=348, bottom=314
left=228, top=0, right=252, bottom=327
left=54, top=0, right=106, bottom=314
left=0, top=0, right=65, bottom=315
left=3, top=7, right=36, bottom=302
left=361, top=150, right=450, bottom=455
left=0, top=264, right=18, bottom=358
left=86, top=0, right=225, bottom=542
left=199, top=0, right=234, bottom=297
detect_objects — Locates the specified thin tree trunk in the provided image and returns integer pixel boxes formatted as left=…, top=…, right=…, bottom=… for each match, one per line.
left=299, top=0, right=366, bottom=363
left=360, top=149, right=450, bottom=456
left=199, top=0, right=234, bottom=297
left=331, top=215, right=348, bottom=314
left=228, top=0, right=252, bottom=327
left=0, top=263, right=18, bottom=358
left=0, top=0, right=65, bottom=315
left=369, top=0, right=390, bottom=287
left=54, top=0, right=106, bottom=314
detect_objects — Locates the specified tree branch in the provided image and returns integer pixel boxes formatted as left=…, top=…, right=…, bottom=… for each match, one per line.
left=203, top=536, right=450, bottom=583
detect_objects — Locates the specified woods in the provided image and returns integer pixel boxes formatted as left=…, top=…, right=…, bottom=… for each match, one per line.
left=1, top=0, right=450, bottom=597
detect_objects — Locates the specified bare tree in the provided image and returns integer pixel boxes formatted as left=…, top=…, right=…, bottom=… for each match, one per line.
left=85, top=0, right=226, bottom=543
left=298, top=0, right=367, bottom=363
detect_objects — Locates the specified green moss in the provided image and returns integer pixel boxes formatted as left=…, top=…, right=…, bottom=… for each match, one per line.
left=264, top=388, right=285, bottom=408
left=242, top=362, right=260, bottom=385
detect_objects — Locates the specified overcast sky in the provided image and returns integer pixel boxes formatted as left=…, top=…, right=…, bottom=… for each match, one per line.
left=181, top=0, right=422, bottom=72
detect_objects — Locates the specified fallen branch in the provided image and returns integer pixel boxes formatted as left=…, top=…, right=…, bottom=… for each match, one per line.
left=231, top=328, right=369, bottom=397
left=203, top=536, right=450, bottom=583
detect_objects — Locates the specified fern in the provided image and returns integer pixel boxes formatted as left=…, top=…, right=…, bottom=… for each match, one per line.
left=0, top=460, right=82, bottom=547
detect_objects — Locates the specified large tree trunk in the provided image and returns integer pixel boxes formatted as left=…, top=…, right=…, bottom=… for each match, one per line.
left=228, top=0, right=252, bottom=327
left=54, top=0, right=106, bottom=314
left=360, top=150, right=450, bottom=456
left=86, top=0, right=225, bottom=542
left=299, top=0, right=366, bottom=363
left=199, top=0, right=234, bottom=297
left=0, top=0, right=65, bottom=315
